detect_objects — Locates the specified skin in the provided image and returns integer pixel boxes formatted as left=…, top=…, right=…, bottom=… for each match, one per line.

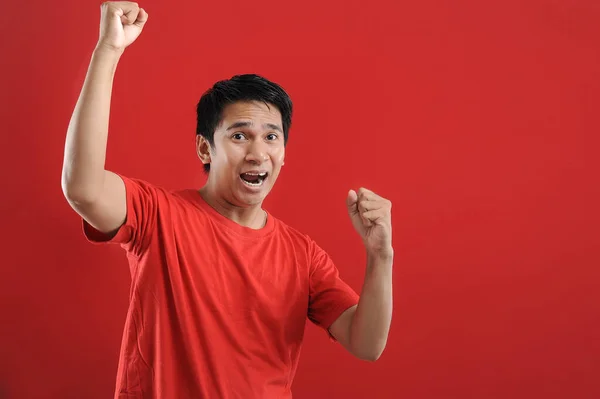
left=332, top=188, right=394, bottom=361
left=196, top=101, right=285, bottom=229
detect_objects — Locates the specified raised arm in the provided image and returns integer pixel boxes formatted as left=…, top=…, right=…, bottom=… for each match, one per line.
left=61, top=2, right=148, bottom=235
left=329, top=188, right=394, bottom=361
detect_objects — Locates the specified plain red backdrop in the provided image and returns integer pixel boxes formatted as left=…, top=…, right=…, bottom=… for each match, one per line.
left=1, top=0, right=599, bottom=398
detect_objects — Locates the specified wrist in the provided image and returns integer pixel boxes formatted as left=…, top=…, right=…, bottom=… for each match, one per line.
left=366, top=246, right=394, bottom=262
left=93, top=43, right=125, bottom=59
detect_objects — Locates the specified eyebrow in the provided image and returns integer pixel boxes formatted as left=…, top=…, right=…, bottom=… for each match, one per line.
left=226, top=121, right=282, bottom=133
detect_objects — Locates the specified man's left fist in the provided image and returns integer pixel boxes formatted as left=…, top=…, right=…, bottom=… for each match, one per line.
left=346, top=188, right=393, bottom=256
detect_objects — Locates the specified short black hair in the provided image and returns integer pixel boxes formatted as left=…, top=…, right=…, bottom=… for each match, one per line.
left=196, top=74, right=293, bottom=173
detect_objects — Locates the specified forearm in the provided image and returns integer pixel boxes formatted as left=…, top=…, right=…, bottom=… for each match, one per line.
left=350, top=249, right=393, bottom=361
left=61, top=46, right=122, bottom=202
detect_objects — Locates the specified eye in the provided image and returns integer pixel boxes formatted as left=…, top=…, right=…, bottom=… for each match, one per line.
left=266, top=133, right=278, bottom=141
left=232, top=133, right=246, bottom=140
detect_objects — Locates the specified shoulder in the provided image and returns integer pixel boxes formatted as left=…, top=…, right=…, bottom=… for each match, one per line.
left=269, top=216, right=323, bottom=258
left=272, top=216, right=310, bottom=241
left=119, top=174, right=175, bottom=200
left=120, top=175, right=205, bottom=216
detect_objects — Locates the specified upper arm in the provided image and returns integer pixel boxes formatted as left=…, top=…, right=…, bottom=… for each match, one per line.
left=328, top=304, right=357, bottom=350
left=65, top=170, right=127, bottom=236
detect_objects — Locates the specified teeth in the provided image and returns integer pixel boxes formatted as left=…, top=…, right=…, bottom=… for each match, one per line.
left=241, top=178, right=263, bottom=187
left=243, top=172, right=267, bottom=176
left=240, top=174, right=266, bottom=187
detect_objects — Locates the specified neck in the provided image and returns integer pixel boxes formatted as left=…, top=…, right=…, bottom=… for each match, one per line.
left=198, top=185, right=267, bottom=230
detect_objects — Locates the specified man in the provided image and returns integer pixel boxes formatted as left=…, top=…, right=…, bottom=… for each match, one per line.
left=61, top=2, right=393, bottom=398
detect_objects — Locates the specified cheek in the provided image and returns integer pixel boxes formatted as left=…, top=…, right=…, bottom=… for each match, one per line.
left=272, top=148, right=285, bottom=165
left=221, top=145, right=246, bottom=165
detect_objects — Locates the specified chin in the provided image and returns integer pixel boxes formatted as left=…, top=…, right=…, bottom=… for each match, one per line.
left=230, top=188, right=267, bottom=207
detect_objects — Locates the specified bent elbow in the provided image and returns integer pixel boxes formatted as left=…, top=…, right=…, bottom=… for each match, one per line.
left=61, top=171, right=102, bottom=205
left=353, top=345, right=386, bottom=362
left=361, top=351, right=383, bottom=362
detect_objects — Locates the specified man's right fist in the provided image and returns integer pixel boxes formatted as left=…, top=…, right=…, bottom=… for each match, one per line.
left=97, top=2, right=148, bottom=52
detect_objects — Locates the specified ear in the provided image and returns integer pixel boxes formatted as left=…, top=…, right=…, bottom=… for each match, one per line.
left=196, top=135, right=212, bottom=164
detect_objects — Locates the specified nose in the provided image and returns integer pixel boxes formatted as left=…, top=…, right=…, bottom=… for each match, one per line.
left=245, top=141, right=269, bottom=164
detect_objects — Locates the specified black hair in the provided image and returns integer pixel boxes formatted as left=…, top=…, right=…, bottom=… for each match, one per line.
left=196, top=74, right=293, bottom=172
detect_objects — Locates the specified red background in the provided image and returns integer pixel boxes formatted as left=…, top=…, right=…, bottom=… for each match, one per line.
left=1, top=0, right=599, bottom=398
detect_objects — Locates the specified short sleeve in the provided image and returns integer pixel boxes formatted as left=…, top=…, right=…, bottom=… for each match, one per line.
left=307, top=239, right=360, bottom=338
left=82, top=174, right=159, bottom=257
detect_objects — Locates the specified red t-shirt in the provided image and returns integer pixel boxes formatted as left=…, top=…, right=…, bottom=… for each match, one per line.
left=83, top=175, right=359, bottom=399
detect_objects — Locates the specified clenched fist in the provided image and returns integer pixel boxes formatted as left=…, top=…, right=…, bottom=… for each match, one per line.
left=346, top=188, right=393, bottom=257
left=97, top=1, right=149, bottom=52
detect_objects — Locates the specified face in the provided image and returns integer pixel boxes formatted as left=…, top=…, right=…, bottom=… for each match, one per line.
left=197, top=101, right=286, bottom=207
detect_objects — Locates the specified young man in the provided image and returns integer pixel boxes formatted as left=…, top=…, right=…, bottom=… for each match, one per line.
left=61, top=2, right=394, bottom=398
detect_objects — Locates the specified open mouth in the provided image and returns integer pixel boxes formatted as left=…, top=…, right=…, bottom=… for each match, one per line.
left=240, top=172, right=268, bottom=187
